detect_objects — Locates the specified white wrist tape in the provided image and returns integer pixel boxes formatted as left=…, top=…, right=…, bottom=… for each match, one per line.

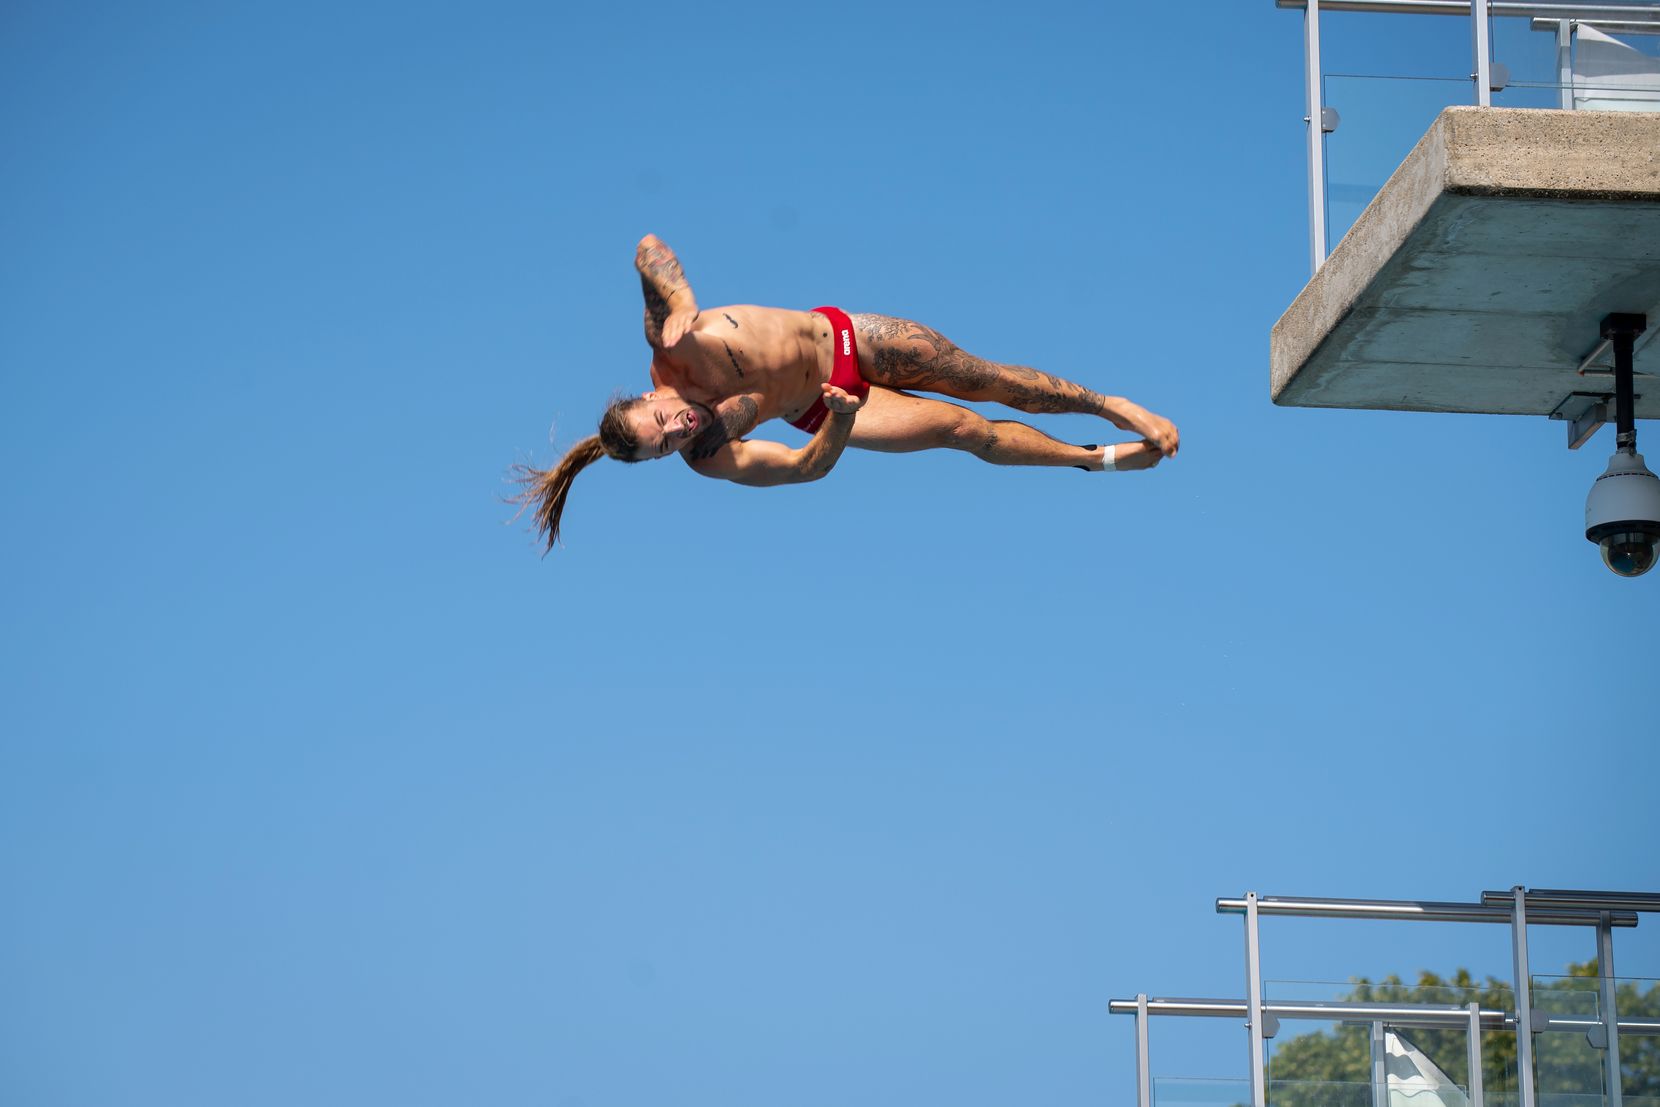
left=1101, top=444, right=1116, bottom=472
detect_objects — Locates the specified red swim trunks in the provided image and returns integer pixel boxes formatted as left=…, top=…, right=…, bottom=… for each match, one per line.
left=789, top=306, right=870, bottom=433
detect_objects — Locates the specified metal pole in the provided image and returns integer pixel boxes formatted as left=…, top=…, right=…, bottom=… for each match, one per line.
left=1482, top=889, right=1660, bottom=913
left=1137, top=993, right=1153, bottom=1107
left=1371, top=1020, right=1389, bottom=1107
left=1246, top=892, right=1268, bottom=1107
left=1556, top=20, right=1574, bottom=108
left=1473, top=0, right=1493, bottom=104
left=1305, top=0, right=1328, bottom=272
left=1512, top=886, right=1538, bottom=1107
left=1601, top=314, right=1648, bottom=451
left=1468, top=1002, right=1486, bottom=1107
left=1599, top=918, right=1624, bottom=1107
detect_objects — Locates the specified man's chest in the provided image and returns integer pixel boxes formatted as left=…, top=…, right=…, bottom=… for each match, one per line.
left=655, top=333, right=769, bottom=398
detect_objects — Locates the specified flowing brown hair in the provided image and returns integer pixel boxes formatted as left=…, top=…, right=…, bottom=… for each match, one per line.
left=510, top=395, right=646, bottom=552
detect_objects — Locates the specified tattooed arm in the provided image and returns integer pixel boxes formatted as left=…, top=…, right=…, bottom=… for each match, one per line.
left=684, top=386, right=864, bottom=487
left=636, top=234, right=700, bottom=349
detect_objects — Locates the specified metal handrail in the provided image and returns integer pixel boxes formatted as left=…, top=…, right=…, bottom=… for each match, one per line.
left=1216, top=894, right=1641, bottom=927
left=1277, top=0, right=1660, bottom=19
left=1109, top=997, right=1508, bottom=1025
left=1481, top=888, right=1660, bottom=913
left=1529, top=17, right=1660, bottom=30
left=1107, top=996, right=1660, bottom=1034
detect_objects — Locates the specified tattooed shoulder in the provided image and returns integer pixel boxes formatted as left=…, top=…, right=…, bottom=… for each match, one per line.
left=686, top=395, right=761, bottom=461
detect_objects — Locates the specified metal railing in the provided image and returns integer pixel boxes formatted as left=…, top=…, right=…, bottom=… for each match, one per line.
left=1111, top=885, right=1657, bottom=1107
left=1277, top=0, right=1660, bottom=273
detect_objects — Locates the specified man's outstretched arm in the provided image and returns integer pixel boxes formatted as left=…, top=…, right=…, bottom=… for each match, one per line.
left=636, top=234, right=699, bottom=348
left=685, top=386, right=863, bottom=487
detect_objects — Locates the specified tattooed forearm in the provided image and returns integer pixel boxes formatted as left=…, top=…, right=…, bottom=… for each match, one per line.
left=687, top=395, right=760, bottom=461
left=636, top=235, right=697, bottom=346
left=636, top=239, right=686, bottom=290
left=641, top=278, right=672, bottom=341
left=796, top=410, right=856, bottom=481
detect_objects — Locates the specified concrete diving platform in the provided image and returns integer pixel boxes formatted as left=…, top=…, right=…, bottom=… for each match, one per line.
left=1271, top=107, right=1660, bottom=419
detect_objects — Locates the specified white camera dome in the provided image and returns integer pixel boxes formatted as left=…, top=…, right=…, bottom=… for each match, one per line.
left=1585, top=450, right=1660, bottom=578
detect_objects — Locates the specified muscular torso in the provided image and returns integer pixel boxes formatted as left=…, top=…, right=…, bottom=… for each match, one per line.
left=650, top=305, right=835, bottom=425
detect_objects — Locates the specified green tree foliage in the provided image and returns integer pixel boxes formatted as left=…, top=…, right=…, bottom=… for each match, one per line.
left=1264, top=964, right=1659, bottom=1106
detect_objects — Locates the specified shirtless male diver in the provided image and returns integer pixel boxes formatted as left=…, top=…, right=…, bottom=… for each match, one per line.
left=513, top=235, right=1180, bottom=549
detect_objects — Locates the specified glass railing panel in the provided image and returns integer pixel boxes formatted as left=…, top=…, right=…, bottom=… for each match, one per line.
left=1265, top=1080, right=1472, bottom=1107
left=1265, top=978, right=1511, bottom=1008
left=1533, top=1096, right=1611, bottom=1107
left=1259, top=981, right=1530, bottom=1105
left=1533, top=974, right=1603, bottom=1020
left=1268, top=1080, right=1379, bottom=1107
left=1612, top=976, right=1660, bottom=1107
left=1318, top=68, right=1660, bottom=249
left=1266, top=1015, right=1353, bottom=1088
left=1487, top=17, right=1660, bottom=90
left=1530, top=976, right=1606, bottom=1104
left=1150, top=1076, right=1250, bottom=1107
left=1614, top=975, right=1660, bottom=1025
left=1321, top=74, right=1466, bottom=246
left=1500, top=78, right=1660, bottom=112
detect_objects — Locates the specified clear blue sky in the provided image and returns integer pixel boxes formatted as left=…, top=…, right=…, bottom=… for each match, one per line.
left=2, top=3, right=1656, bottom=1105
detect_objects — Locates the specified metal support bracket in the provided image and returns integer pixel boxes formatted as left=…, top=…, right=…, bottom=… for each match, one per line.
left=1562, top=313, right=1650, bottom=449
left=1550, top=392, right=1625, bottom=450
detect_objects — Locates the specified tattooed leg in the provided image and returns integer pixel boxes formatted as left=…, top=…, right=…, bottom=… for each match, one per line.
left=849, top=314, right=1114, bottom=417
left=849, top=313, right=1180, bottom=458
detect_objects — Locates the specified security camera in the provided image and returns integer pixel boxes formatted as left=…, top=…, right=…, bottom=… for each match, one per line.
left=1585, top=449, right=1660, bottom=578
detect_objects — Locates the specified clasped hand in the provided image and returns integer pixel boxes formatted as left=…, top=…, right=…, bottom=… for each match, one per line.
left=821, top=383, right=866, bottom=414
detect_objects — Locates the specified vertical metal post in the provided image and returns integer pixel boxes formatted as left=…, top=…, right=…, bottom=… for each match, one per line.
left=1137, top=993, right=1153, bottom=1107
left=1512, top=886, right=1538, bottom=1107
left=1304, top=0, right=1327, bottom=273
left=1471, top=0, right=1493, bottom=106
left=1603, top=314, right=1646, bottom=452
left=1245, top=892, right=1267, bottom=1107
left=1467, top=1002, right=1486, bottom=1107
left=1370, top=1020, right=1389, bottom=1107
left=1599, top=917, right=1624, bottom=1107
left=1556, top=20, right=1574, bottom=110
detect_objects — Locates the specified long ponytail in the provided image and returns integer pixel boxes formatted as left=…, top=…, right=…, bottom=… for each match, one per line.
left=510, top=436, right=608, bottom=553
left=510, top=395, right=646, bottom=553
